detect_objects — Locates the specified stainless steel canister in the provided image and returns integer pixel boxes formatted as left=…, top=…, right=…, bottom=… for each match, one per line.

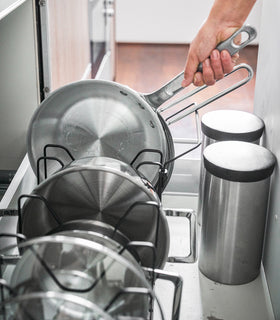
left=199, top=141, right=276, bottom=285
left=198, top=110, right=264, bottom=225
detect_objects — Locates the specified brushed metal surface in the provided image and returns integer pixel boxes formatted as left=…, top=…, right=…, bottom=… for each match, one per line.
left=9, top=236, right=151, bottom=319
left=21, top=157, right=170, bottom=268
left=51, top=219, right=143, bottom=265
left=199, top=174, right=271, bottom=284
left=0, top=291, right=115, bottom=320
left=27, top=80, right=168, bottom=186
left=197, top=110, right=264, bottom=226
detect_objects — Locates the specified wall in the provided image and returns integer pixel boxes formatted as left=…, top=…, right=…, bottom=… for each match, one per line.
left=116, top=0, right=262, bottom=44
left=253, top=0, right=280, bottom=318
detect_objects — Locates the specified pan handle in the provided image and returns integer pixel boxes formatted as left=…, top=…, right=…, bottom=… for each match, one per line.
left=143, top=25, right=256, bottom=109
left=164, top=63, right=253, bottom=125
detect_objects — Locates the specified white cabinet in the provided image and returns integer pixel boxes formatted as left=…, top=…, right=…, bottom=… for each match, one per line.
left=116, top=0, right=262, bottom=44
left=0, top=0, right=40, bottom=175
left=254, top=0, right=280, bottom=318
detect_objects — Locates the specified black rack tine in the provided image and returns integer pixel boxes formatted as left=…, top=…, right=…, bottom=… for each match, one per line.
left=130, top=149, right=163, bottom=167
left=0, top=279, right=12, bottom=320
left=0, top=234, right=25, bottom=268
left=142, top=267, right=183, bottom=320
left=43, top=144, right=75, bottom=161
left=17, top=194, right=63, bottom=234
left=0, top=279, right=14, bottom=296
left=28, top=246, right=95, bottom=293
left=122, top=241, right=157, bottom=286
left=164, top=102, right=196, bottom=122
left=104, top=287, right=153, bottom=319
left=36, top=144, right=75, bottom=184
left=116, top=241, right=142, bottom=263
left=104, top=287, right=153, bottom=312
left=27, top=243, right=114, bottom=294
left=164, top=110, right=202, bottom=168
left=36, top=156, right=64, bottom=184
left=135, top=161, right=163, bottom=172
left=113, top=201, right=161, bottom=251
left=164, top=142, right=201, bottom=167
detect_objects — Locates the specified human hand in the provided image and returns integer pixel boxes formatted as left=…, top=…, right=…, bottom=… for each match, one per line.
left=182, top=23, right=241, bottom=87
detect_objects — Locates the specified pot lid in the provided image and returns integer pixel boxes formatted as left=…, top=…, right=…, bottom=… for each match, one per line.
left=0, top=291, right=115, bottom=320
left=203, top=141, right=276, bottom=182
left=8, top=236, right=157, bottom=319
left=201, top=110, right=264, bottom=141
left=20, top=157, right=170, bottom=268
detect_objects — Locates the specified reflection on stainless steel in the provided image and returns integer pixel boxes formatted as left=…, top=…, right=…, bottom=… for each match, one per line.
left=9, top=236, right=153, bottom=319
left=199, top=141, right=276, bottom=285
left=27, top=80, right=168, bottom=187
left=1, top=23, right=259, bottom=320
left=159, top=64, right=254, bottom=125
left=21, top=157, right=170, bottom=269
left=165, top=209, right=197, bottom=263
left=147, top=25, right=256, bottom=111
left=52, top=219, right=143, bottom=266
left=197, top=109, right=265, bottom=225
left=28, top=34, right=255, bottom=189
left=0, top=291, right=115, bottom=320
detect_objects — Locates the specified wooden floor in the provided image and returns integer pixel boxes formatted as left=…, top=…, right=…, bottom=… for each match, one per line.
left=115, top=43, right=259, bottom=140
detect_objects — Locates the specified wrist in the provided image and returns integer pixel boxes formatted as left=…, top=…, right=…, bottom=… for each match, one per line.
left=208, top=0, right=257, bottom=29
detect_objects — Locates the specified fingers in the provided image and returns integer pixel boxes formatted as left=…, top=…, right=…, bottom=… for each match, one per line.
left=202, top=58, right=215, bottom=86
left=193, top=54, right=218, bottom=86
left=182, top=49, right=237, bottom=88
left=193, top=72, right=204, bottom=86
left=210, top=50, right=224, bottom=80
left=182, top=50, right=200, bottom=87
left=192, top=50, right=236, bottom=87
left=220, top=50, right=234, bottom=74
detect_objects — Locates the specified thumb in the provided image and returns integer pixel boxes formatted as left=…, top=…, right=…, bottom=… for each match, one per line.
left=182, top=54, right=199, bottom=87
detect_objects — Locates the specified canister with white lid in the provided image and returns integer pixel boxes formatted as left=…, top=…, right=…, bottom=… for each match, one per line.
left=198, top=110, right=265, bottom=225
left=199, top=141, right=276, bottom=285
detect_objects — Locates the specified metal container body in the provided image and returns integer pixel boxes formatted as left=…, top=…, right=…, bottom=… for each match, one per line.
left=197, top=135, right=261, bottom=225
left=199, top=174, right=271, bottom=284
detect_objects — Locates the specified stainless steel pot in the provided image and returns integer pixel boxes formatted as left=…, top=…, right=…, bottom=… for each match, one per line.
left=19, top=157, right=170, bottom=268
left=27, top=26, right=256, bottom=190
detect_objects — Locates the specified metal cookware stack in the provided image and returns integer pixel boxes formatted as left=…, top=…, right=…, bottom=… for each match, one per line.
left=0, top=25, right=258, bottom=319
left=0, top=154, right=176, bottom=319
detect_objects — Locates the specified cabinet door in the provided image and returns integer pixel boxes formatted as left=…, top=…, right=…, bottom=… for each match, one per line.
left=42, top=0, right=91, bottom=92
left=0, top=0, right=39, bottom=172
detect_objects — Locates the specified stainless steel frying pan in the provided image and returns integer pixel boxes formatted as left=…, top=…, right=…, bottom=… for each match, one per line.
left=27, top=25, right=256, bottom=187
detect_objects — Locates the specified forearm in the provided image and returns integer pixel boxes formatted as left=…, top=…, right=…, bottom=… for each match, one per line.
left=182, top=0, right=257, bottom=87
left=208, top=0, right=257, bottom=27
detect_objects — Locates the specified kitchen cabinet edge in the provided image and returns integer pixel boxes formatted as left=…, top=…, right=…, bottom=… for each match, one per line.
left=0, top=0, right=27, bottom=21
